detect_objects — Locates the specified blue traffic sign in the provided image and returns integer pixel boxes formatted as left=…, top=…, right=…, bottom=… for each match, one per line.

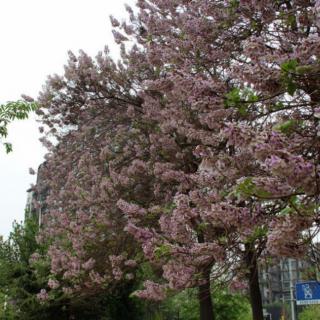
left=296, top=281, right=320, bottom=305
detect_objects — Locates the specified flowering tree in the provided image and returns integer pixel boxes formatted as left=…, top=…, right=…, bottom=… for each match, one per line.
left=113, top=1, right=320, bottom=320
left=33, top=47, right=154, bottom=300
left=35, top=1, right=320, bottom=320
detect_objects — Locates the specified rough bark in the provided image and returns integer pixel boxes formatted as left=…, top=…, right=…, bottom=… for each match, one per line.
left=245, top=245, right=264, bottom=320
left=198, top=269, right=215, bottom=320
left=197, top=230, right=215, bottom=320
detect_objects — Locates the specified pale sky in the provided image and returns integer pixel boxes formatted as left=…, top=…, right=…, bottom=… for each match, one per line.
left=0, top=0, right=135, bottom=237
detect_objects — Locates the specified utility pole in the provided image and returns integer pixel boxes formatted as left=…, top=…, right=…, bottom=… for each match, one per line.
left=289, top=258, right=297, bottom=320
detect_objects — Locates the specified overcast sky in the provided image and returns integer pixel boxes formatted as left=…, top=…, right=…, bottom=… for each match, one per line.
left=0, top=0, right=135, bottom=237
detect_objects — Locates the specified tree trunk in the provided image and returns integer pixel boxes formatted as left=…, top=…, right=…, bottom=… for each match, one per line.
left=196, top=229, right=215, bottom=320
left=245, top=246, right=264, bottom=320
left=198, top=269, right=215, bottom=320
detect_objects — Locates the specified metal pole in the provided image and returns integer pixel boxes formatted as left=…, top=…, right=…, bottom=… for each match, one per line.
left=289, top=258, right=296, bottom=320
left=280, top=260, right=286, bottom=319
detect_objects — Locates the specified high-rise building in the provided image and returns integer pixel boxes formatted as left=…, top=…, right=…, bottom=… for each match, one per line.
left=260, top=258, right=313, bottom=320
left=25, top=162, right=49, bottom=225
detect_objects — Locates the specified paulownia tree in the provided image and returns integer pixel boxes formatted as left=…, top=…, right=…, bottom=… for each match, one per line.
left=113, top=1, right=320, bottom=320
left=35, top=1, right=320, bottom=320
left=33, top=47, right=155, bottom=300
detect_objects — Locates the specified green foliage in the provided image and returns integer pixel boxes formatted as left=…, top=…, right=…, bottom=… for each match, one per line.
left=160, top=287, right=251, bottom=320
left=163, top=202, right=177, bottom=214
left=163, top=289, right=199, bottom=320
left=233, top=177, right=271, bottom=199
left=0, top=101, right=37, bottom=121
left=0, top=215, right=146, bottom=320
left=224, top=87, right=258, bottom=116
left=225, top=88, right=242, bottom=108
left=0, top=100, right=37, bottom=153
left=0, top=216, right=49, bottom=319
left=3, top=142, right=13, bottom=153
left=280, top=59, right=298, bottom=96
left=286, top=14, right=297, bottom=29
left=214, top=290, right=251, bottom=320
left=154, top=244, right=171, bottom=260
left=246, top=226, right=268, bottom=244
left=0, top=218, right=64, bottom=319
left=274, top=119, right=302, bottom=135
left=280, top=59, right=320, bottom=97
left=278, top=206, right=293, bottom=216
left=278, top=195, right=316, bottom=217
left=299, top=305, right=320, bottom=320
left=295, top=65, right=314, bottom=75
left=229, top=0, right=240, bottom=10
left=281, top=59, right=298, bottom=73
left=234, top=177, right=256, bottom=197
left=157, top=288, right=251, bottom=320
left=62, top=282, right=146, bottom=320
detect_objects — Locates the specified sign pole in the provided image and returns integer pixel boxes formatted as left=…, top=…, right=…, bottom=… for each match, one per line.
left=289, top=259, right=297, bottom=320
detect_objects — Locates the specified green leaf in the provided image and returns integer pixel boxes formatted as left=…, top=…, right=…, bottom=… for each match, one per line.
left=196, top=222, right=209, bottom=232
left=0, top=101, right=37, bottom=154
left=146, top=34, right=153, bottom=43
left=234, top=177, right=255, bottom=197
left=224, top=88, right=241, bottom=108
left=296, top=65, right=314, bottom=75
left=233, top=177, right=271, bottom=199
left=281, top=59, right=298, bottom=73
left=4, top=143, right=12, bottom=153
left=238, top=105, right=248, bottom=116
left=154, top=244, right=171, bottom=260
left=229, top=0, right=239, bottom=8
left=163, top=202, right=177, bottom=214
left=246, top=226, right=268, bottom=243
left=274, top=101, right=284, bottom=109
left=224, top=87, right=258, bottom=116
left=0, top=126, right=8, bottom=138
left=279, top=207, right=293, bottom=216
left=287, top=14, right=297, bottom=29
left=287, top=80, right=297, bottom=96
left=280, top=59, right=298, bottom=96
left=274, top=119, right=300, bottom=134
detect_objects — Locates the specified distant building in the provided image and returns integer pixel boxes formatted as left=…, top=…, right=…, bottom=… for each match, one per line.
left=260, top=258, right=308, bottom=304
left=25, top=162, right=49, bottom=225
left=259, top=258, right=313, bottom=320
